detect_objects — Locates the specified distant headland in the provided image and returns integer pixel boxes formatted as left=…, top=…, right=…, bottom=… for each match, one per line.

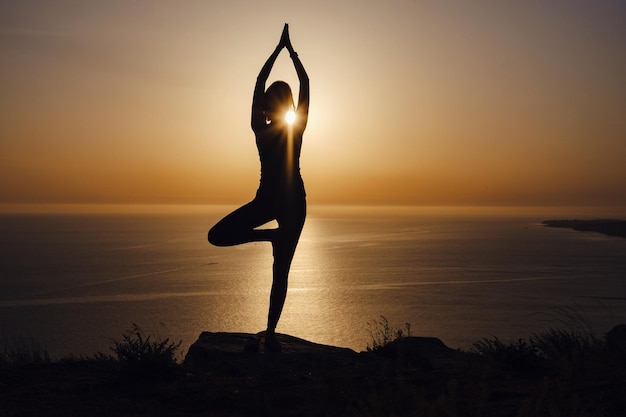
left=543, top=219, right=626, bottom=238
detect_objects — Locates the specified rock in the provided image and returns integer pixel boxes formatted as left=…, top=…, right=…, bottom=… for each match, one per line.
left=606, top=324, right=626, bottom=352
left=184, top=331, right=356, bottom=371
left=374, top=336, right=467, bottom=369
left=184, top=332, right=467, bottom=374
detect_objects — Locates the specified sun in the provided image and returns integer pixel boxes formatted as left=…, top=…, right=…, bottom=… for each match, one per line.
left=285, top=109, right=296, bottom=125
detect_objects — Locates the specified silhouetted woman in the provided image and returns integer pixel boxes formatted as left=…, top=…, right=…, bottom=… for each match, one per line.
left=208, top=24, right=309, bottom=352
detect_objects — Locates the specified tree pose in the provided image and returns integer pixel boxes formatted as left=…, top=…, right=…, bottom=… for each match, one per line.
left=208, top=24, right=309, bottom=352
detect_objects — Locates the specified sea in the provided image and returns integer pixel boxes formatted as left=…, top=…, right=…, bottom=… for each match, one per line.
left=1, top=205, right=625, bottom=359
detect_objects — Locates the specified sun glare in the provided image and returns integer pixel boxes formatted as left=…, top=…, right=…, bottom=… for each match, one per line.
left=285, top=109, right=296, bottom=125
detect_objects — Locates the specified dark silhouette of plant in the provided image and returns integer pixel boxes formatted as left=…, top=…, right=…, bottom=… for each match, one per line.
left=108, top=323, right=182, bottom=378
left=366, top=315, right=412, bottom=352
left=471, top=337, right=542, bottom=371
left=530, top=305, right=603, bottom=361
left=1, top=335, right=50, bottom=364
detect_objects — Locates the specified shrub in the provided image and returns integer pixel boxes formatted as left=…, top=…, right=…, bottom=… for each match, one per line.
left=105, top=323, right=182, bottom=378
left=470, top=336, right=541, bottom=371
left=1, top=335, right=50, bottom=365
left=530, top=304, right=603, bottom=361
left=366, top=315, right=412, bottom=352
left=530, top=327, right=601, bottom=361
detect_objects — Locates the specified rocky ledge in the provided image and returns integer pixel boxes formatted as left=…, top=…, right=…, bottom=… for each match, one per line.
left=2, top=327, right=625, bottom=416
left=178, top=329, right=626, bottom=416
left=184, top=331, right=466, bottom=376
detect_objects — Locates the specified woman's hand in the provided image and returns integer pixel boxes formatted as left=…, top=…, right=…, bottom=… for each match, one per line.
left=280, top=23, right=293, bottom=53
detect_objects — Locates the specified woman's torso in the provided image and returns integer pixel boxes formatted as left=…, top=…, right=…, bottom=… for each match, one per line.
left=255, top=124, right=305, bottom=199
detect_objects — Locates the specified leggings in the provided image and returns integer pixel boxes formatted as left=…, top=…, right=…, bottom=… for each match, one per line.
left=208, top=193, right=306, bottom=332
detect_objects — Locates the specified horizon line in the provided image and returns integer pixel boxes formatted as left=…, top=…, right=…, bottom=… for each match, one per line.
left=1, top=202, right=624, bottom=217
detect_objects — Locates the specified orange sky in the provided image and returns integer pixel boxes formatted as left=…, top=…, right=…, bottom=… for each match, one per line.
left=1, top=1, right=625, bottom=209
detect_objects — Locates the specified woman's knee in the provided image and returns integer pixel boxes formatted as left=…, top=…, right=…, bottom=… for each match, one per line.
left=208, top=224, right=229, bottom=246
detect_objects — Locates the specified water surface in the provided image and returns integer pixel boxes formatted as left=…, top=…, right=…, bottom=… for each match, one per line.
left=1, top=205, right=624, bottom=358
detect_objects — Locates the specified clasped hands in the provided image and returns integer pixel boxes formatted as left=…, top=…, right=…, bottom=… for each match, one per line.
left=278, top=23, right=296, bottom=56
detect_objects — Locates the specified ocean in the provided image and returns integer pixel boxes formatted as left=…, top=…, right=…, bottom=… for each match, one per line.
left=1, top=205, right=625, bottom=359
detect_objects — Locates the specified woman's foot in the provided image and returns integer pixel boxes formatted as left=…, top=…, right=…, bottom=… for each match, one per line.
left=264, top=332, right=282, bottom=353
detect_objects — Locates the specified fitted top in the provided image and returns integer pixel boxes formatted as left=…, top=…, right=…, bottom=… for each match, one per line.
left=255, top=122, right=305, bottom=199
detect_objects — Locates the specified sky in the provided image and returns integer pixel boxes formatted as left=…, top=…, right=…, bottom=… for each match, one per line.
left=1, top=0, right=625, bottom=209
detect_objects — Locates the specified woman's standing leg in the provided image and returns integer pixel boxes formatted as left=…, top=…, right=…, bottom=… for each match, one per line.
left=265, top=197, right=306, bottom=350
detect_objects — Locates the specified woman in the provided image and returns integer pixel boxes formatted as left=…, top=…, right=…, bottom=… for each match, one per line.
left=208, top=24, right=309, bottom=352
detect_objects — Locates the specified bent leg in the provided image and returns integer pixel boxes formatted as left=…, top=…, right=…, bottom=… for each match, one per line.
left=208, top=200, right=275, bottom=247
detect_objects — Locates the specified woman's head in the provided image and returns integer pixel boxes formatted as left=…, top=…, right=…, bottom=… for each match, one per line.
left=264, top=81, right=294, bottom=123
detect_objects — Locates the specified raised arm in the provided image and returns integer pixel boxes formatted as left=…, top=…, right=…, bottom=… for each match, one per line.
left=251, top=36, right=283, bottom=131
left=283, top=26, right=310, bottom=127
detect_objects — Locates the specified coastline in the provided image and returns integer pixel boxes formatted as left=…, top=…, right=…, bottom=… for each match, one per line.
left=543, top=219, right=626, bottom=238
